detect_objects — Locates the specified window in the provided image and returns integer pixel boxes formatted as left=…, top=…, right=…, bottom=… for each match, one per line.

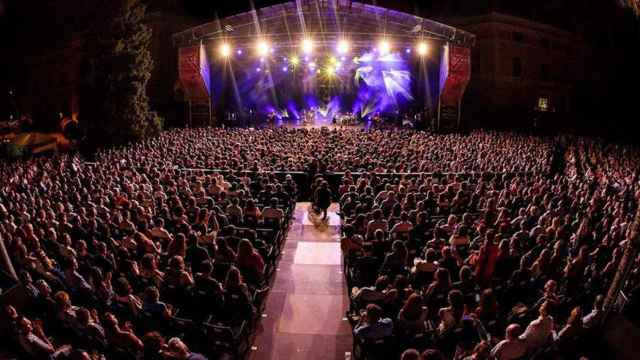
left=513, top=32, right=524, bottom=43
left=537, top=97, right=550, bottom=112
left=512, top=58, right=522, bottom=77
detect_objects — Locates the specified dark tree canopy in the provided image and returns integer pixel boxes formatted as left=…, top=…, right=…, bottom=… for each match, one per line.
left=80, top=0, right=162, bottom=148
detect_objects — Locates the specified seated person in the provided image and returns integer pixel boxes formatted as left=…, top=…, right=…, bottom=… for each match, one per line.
left=490, top=324, right=527, bottom=360
left=142, top=286, right=172, bottom=320
left=354, top=304, right=394, bottom=341
left=236, top=239, right=266, bottom=282
left=397, top=293, right=428, bottom=335
left=262, top=198, right=285, bottom=224
left=352, top=276, right=389, bottom=305
left=520, top=301, right=555, bottom=351
left=17, top=317, right=57, bottom=358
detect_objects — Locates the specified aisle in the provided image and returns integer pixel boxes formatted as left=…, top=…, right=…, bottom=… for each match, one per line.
left=250, top=202, right=352, bottom=360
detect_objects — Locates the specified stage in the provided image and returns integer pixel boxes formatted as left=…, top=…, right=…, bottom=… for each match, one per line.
left=174, top=0, right=473, bottom=131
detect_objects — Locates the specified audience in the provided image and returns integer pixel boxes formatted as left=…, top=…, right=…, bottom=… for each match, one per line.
left=1, top=127, right=638, bottom=359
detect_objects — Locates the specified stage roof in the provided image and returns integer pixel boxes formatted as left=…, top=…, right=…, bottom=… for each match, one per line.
left=173, top=0, right=475, bottom=48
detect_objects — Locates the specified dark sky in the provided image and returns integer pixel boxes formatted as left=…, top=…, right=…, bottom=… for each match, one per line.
left=1, top=0, right=637, bottom=48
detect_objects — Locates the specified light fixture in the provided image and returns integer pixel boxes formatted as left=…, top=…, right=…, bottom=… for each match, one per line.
left=337, top=39, right=350, bottom=54
left=326, top=66, right=335, bottom=76
left=416, top=42, right=429, bottom=56
left=301, top=38, right=314, bottom=54
left=219, top=43, right=232, bottom=57
left=290, top=56, right=300, bottom=66
left=256, top=40, right=270, bottom=57
left=378, top=40, right=391, bottom=55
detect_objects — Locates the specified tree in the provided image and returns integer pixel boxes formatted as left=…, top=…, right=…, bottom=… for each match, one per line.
left=80, top=0, right=162, bottom=149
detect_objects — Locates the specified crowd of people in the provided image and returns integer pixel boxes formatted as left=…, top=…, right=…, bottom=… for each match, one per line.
left=0, top=126, right=638, bottom=359
left=97, top=128, right=552, bottom=174
left=0, top=148, right=297, bottom=359
left=340, top=135, right=640, bottom=359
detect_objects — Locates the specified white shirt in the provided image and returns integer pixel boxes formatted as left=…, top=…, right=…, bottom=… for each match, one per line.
left=491, top=338, right=527, bottom=360
left=520, top=315, right=554, bottom=350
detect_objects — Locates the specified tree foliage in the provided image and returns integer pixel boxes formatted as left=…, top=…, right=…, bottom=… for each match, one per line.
left=81, top=0, right=162, bottom=148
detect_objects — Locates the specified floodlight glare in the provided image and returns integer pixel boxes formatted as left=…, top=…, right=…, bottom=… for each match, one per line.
left=256, top=40, right=270, bottom=57
left=337, top=39, right=350, bottom=54
left=378, top=40, right=391, bottom=55
left=326, top=66, right=335, bottom=76
left=417, top=42, right=429, bottom=56
left=219, top=43, right=232, bottom=57
left=301, top=38, right=314, bottom=54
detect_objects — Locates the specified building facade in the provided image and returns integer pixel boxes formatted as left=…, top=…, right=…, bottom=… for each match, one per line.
left=451, top=12, right=585, bottom=129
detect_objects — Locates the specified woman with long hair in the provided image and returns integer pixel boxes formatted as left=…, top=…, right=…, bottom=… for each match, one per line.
left=236, top=238, right=266, bottom=282
left=397, top=293, right=428, bottom=335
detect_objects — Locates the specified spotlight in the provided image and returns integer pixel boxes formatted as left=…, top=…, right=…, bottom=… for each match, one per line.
left=417, top=42, right=429, bottom=56
left=337, top=39, right=350, bottom=54
left=290, top=56, right=300, bottom=66
left=219, top=43, right=232, bottom=57
left=256, top=67, right=261, bottom=72
left=301, top=38, right=314, bottom=54
left=237, top=49, right=243, bottom=55
left=256, top=40, right=270, bottom=57
left=378, top=40, right=391, bottom=55
left=308, top=62, right=317, bottom=70
left=329, top=56, right=337, bottom=64
left=405, top=48, right=412, bottom=54
left=282, top=66, right=288, bottom=72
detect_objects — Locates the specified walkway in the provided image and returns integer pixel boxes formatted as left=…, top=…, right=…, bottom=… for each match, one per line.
left=250, top=202, right=352, bottom=360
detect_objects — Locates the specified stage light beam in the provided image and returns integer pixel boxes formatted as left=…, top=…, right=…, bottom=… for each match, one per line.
left=219, top=43, right=232, bottom=57
left=256, top=40, right=270, bottom=57
left=417, top=42, right=429, bottom=56
left=337, top=39, right=350, bottom=54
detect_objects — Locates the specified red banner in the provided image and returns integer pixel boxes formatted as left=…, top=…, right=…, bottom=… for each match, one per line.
left=439, top=45, right=471, bottom=130
left=178, top=46, right=209, bottom=101
left=441, top=46, right=471, bottom=105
